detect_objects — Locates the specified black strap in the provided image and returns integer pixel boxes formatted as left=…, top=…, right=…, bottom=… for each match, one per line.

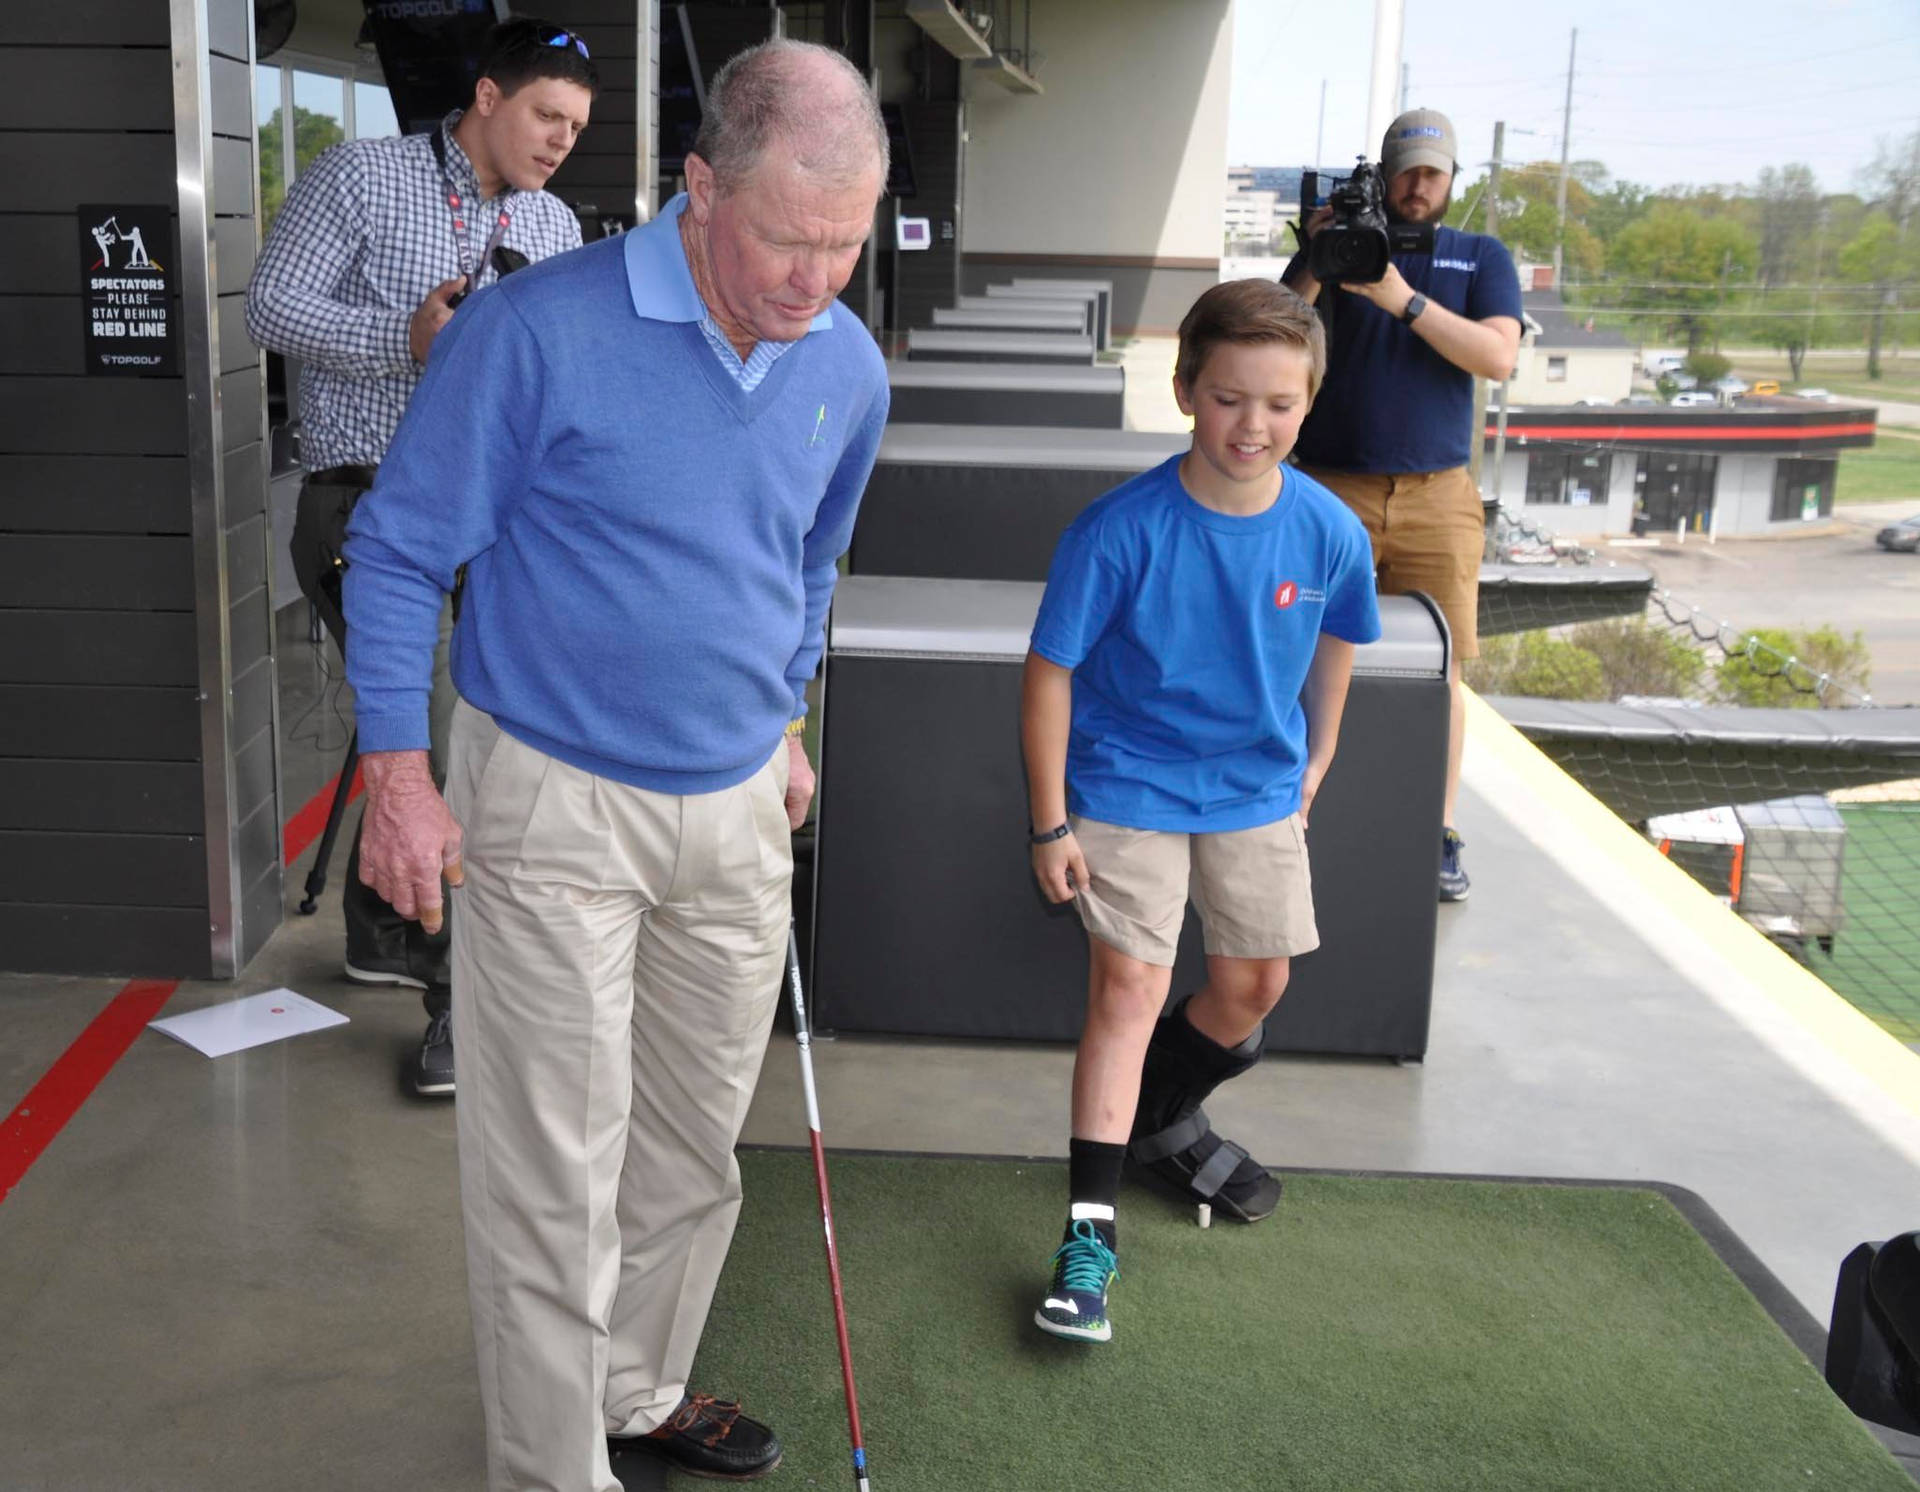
left=429, top=127, right=514, bottom=289
left=1130, top=1109, right=1211, bottom=1166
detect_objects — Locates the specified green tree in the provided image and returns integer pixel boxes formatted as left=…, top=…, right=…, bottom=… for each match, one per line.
left=1717, top=626, right=1871, bottom=708
left=1607, top=205, right=1757, bottom=352
left=1753, top=163, right=1822, bottom=288
left=1449, top=159, right=1603, bottom=278
left=1838, top=214, right=1918, bottom=379
left=258, top=105, right=346, bottom=237
left=1567, top=619, right=1706, bottom=701
left=1684, top=349, right=1731, bottom=383
left=1465, top=631, right=1606, bottom=701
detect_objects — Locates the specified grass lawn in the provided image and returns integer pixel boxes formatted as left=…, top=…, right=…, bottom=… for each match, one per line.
left=1803, top=802, right=1920, bottom=1043
left=1836, top=437, right=1920, bottom=505
left=1730, top=351, right=1920, bottom=406
left=661, top=1151, right=1914, bottom=1492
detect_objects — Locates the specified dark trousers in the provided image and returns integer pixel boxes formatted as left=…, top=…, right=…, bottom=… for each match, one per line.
left=293, top=467, right=451, bottom=1013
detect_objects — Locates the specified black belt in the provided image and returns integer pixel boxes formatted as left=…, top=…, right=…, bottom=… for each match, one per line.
left=309, top=463, right=380, bottom=488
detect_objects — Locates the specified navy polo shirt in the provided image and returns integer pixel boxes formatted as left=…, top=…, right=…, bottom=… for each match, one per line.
left=1293, top=227, right=1522, bottom=474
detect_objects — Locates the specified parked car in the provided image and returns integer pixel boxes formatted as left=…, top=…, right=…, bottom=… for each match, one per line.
left=1670, top=391, right=1718, bottom=408
left=1667, top=372, right=1699, bottom=390
left=1796, top=387, right=1837, bottom=401
left=1750, top=379, right=1780, bottom=396
left=1710, top=376, right=1751, bottom=397
left=1621, top=393, right=1659, bottom=406
left=1876, top=516, right=1920, bottom=553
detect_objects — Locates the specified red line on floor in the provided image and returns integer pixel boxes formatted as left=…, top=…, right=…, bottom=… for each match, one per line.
left=3, top=767, right=366, bottom=1206
left=283, top=762, right=364, bottom=867
left=0, top=979, right=179, bottom=1205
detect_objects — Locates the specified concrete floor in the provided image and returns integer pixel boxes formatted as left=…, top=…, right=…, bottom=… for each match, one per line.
left=5, top=612, right=1920, bottom=1488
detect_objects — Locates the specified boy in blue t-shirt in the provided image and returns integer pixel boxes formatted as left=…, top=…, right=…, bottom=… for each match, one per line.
left=1021, top=278, right=1381, bottom=1344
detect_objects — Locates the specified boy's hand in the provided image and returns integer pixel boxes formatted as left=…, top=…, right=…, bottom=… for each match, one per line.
left=1300, top=762, right=1329, bottom=827
left=1031, top=832, right=1089, bottom=904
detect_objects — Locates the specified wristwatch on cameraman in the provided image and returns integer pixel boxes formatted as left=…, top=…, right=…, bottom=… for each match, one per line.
left=1400, top=292, right=1429, bottom=325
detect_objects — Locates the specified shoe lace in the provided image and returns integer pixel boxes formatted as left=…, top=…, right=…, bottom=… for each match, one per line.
left=1441, top=830, right=1465, bottom=871
left=669, top=1393, right=740, bottom=1446
left=424, top=1010, right=452, bottom=1047
left=1049, top=1219, right=1118, bottom=1295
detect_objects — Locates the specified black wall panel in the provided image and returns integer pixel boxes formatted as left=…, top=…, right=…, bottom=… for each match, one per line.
left=0, top=611, right=197, bottom=687
left=208, top=0, right=250, bottom=64
left=0, top=831, right=206, bottom=908
left=0, top=535, right=196, bottom=611
left=0, top=134, right=176, bottom=213
left=0, top=687, right=200, bottom=761
left=214, top=218, right=257, bottom=295
left=0, top=906, right=210, bottom=979
left=0, top=49, right=175, bottom=132
left=210, top=55, right=251, bottom=138
left=0, top=761, right=204, bottom=836
left=0, top=379, right=187, bottom=456
left=223, top=444, right=266, bottom=523
left=0, top=456, right=190, bottom=534
left=0, top=9, right=169, bottom=46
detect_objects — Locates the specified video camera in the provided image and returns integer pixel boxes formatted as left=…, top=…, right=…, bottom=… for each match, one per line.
left=1300, top=160, right=1437, bottom=285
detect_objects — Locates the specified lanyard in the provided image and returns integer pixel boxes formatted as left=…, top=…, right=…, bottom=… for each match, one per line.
left=429, top=128, right=513, bottom=287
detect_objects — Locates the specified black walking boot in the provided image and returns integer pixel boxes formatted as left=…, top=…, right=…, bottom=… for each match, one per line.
left=1128, top=996, right=1282, bottom=1222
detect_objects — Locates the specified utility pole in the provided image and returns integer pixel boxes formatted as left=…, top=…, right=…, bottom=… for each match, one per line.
left=1365, top=0, right=1405, bottom=161
left=1552, top=27, right=1576, bottom=288
left=1400, top=61, right=1409, bottom=114
left=1475, top=122, right=1510, bottom=499
left=1314, top=77, right=1327, bottom=167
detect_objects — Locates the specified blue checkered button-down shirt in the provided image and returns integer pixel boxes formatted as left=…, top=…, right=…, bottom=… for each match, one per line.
left=244, top=112, right=583, bottom=471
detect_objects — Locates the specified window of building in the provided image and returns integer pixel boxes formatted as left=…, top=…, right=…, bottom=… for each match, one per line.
left=1546, top=355, right=1568, bottom=382
left=1525, top=445, right=1610, bottom=506
left=1770, top=457, right=1837, bottom=523
left=258, top=59, right=397, bottom=237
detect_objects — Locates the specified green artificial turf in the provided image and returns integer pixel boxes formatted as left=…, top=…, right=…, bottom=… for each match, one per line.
left=676, top=1151, right=1909, bottom=1492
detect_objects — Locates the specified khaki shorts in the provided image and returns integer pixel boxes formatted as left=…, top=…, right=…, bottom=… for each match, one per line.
left=1068, top=813, right=1318, bottom=968
left=1301, top=464, right=1484, bottom=660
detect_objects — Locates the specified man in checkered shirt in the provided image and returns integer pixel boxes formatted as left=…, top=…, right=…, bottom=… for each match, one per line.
left=245, top=18, right=594, bottom=1096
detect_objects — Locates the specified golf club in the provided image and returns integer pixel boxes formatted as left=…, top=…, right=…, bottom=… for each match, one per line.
left=786, top=923, right=872, bottom=1490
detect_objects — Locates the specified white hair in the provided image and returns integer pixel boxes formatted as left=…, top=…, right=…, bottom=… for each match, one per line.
left=692, top=39, right=889, bottom=193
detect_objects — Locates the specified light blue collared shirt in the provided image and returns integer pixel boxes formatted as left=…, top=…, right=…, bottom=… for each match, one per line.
left=624, top=193, right=833, bottom=392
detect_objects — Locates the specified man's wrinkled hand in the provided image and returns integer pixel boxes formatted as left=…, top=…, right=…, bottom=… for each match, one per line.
left=1030, top=832, right=1089, bottom=905
left=358, top=749, right=464, bottom=934
left=784, top=732, right=815, bottom=832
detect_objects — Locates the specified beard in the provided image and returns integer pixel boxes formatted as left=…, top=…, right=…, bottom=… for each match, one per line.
left=1388, top=181, right=1453, bottom=226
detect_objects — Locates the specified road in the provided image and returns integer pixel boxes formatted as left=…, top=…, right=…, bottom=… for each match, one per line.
left=1617, top=501, right=1920, bottom=706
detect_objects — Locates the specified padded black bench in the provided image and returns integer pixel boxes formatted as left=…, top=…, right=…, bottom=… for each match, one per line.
left=849, top=424, right=1187, bottom=580
left=906, top=328, right=1097, bottom=365
left=884, top=362, right=1126, bottom=429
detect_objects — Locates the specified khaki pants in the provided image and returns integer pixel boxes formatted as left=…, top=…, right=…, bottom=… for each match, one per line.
left=1300, top=464, right=1485, bottom=659
left=445, top=700, right=793, bottom=1492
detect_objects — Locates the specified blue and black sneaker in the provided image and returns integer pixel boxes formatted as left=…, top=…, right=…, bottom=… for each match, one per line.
left=1439, top=827, right=1470, bottom=902
left=1034, top=1217, right=1119, bottom=1343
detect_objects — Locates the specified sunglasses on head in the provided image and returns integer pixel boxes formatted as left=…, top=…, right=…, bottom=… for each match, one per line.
left=537, top=25, right=590, bottom=59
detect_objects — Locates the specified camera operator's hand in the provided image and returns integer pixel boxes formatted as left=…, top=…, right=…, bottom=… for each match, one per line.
left=1339, top=260, right=1418, bottom=319
left=408, top=277, right=469, bottom=364
left=1283, top=207, right=1338, bottom=302
left=1300, top=205, right=1334, bottom=240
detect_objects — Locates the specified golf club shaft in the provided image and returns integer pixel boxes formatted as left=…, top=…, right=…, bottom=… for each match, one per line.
left=787, top=927, right=871, bottom=1490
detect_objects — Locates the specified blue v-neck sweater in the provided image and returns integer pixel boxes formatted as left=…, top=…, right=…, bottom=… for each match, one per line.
left=342, top=231, right=889, bottom=794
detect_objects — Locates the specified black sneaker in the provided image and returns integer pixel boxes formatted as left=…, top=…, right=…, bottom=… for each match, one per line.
left=1033, top=1218, right=1119, bottom=1343
left=1439, top=827, right=1470, bottom=902
left=410, top=1010, right=454, bottom=1097
left=612, top=1393, right=782, bottom=1481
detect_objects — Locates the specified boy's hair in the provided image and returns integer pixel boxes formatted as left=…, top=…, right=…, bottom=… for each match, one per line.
left=477, top=18, right=601, bottom=100
left=1175, top=279, right=1326, bottom=401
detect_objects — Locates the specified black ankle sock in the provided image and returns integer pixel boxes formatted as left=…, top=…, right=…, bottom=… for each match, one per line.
left=1067, top=1137, right=1124, bottom=1249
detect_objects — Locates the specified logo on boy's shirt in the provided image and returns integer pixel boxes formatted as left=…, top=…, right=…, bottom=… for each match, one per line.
left=1273, top=581, right=1327, bottom=610
left=805, top=402, right=828, bottom=449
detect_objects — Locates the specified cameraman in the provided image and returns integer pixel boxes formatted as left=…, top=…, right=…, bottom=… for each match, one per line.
left=246, top=19, right=594, bottom=1092
left=1283, top=108, right=1522, bottom=903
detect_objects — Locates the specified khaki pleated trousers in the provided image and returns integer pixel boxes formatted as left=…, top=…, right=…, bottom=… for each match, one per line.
left=445, top=699, right=792, bottom=1492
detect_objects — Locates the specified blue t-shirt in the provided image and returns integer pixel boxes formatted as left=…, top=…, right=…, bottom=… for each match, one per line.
left=1293, top=226, right=1522, bottom=474
left=1030, top=456, right=1382, bottom=833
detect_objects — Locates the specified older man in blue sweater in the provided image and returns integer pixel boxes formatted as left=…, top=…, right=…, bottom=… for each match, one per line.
left=342, top=40, right=888, bottom=1492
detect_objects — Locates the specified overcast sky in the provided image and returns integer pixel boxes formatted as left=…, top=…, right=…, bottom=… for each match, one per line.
left=1229, top=0, right=1920, bottom=197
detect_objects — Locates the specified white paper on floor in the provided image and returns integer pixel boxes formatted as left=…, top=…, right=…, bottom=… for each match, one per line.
left=148, top=989, right=348, bottom=1059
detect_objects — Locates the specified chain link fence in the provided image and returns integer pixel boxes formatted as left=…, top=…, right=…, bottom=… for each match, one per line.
left=1473, top=507, right=1920, bottom=1045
